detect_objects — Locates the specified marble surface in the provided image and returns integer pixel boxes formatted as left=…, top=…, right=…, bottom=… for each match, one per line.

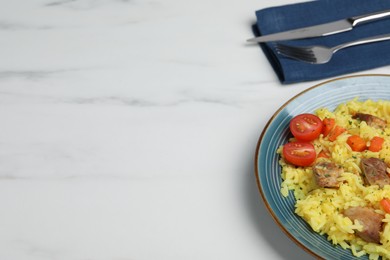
left=1, top=0, right=389, bottom=259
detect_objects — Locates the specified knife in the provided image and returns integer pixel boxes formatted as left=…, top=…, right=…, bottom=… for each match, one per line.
left=247, top=9, right=390, bottom=43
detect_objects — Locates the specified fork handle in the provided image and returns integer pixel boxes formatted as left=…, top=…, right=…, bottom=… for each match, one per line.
left=350, top=9, right=390, bottom=27
left=333, top=33, right=390, bottom=52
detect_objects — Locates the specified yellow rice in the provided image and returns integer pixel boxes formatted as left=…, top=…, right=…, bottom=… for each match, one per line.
left=279, top=98, right=390, bottom=259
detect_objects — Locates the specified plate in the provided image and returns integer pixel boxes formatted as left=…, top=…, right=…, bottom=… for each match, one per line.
left=254, top=74, right=390, bottom=259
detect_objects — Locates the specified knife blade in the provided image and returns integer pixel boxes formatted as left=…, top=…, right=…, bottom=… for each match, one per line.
left=247, top=9, right=390, bottom=43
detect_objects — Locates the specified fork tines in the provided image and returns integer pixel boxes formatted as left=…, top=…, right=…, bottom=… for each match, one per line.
left=275, top=43, right=317, bottom=63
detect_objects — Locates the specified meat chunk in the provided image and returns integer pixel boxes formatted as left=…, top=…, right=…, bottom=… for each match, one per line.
left=361, top=158, right=390, bottom=188
left=344, top=206, right=384, bottom=244
left=312, top=161, right=342, bottom=188
left=353, top=113, right=387, bottom=129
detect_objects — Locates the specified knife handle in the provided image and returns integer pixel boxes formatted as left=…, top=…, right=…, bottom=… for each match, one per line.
left=350, top=9, right=390, bottom=27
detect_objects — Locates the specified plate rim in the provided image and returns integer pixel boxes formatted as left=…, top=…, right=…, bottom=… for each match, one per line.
left=254, top=73, right=390, bottom=259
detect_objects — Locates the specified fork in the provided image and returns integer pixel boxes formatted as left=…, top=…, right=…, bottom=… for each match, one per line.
left=275, top=33, right=390, bottom=64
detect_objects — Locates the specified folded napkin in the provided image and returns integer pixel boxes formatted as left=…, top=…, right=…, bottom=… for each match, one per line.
left=252, top=0, right=390, bottom=84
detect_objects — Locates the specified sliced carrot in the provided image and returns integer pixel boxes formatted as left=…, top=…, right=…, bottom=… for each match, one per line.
left=347, top=135, right=367, bottom=152
left=380, top=198, right=390, bottom=214
left=322, top=118, right=335, bottom=137
left=317, top=150, right=330, bottom=158
left=328, top=125, right=346, bottom=142
left=368, top=136, right=385, bottom=152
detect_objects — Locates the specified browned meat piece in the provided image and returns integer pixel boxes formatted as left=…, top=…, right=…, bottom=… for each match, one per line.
left=312, top=161, right=342, bottom=188
left=344, top=206, right=384, bottom=244
left=361, top=158, right=390, bottom=188
left=353, top=113, right=387, bottom=129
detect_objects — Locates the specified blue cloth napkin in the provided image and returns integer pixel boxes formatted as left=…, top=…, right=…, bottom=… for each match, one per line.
left=253, top=0, right=390, bottom=84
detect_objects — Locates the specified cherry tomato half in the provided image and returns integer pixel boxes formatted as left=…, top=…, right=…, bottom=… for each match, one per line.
left=282, top=142, right=316, bottom=167
left=290, top=114, right=323, bottom=142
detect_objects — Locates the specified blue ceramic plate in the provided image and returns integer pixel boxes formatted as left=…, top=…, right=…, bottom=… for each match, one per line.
left=255, top=74, right=390, bottom=259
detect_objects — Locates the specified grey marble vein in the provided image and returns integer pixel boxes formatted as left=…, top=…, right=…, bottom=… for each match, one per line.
left=45, top=0, right=78, bottom=7
left=45, top=0, right=134, bottom=9
left=65, top=96, right=240, bottom=107
left=0, top=69, right=82, bottom=80
left=0, top=22, right=52, bottom=31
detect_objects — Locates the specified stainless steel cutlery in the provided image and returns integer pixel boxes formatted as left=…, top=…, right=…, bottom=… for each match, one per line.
left=275, top=33, right=390, bottom=64
left=247, top=9, right=390, bottom=43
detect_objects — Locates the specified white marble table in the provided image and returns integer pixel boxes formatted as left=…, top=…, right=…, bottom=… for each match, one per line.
left=1, top=0, right=389, bottom=259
